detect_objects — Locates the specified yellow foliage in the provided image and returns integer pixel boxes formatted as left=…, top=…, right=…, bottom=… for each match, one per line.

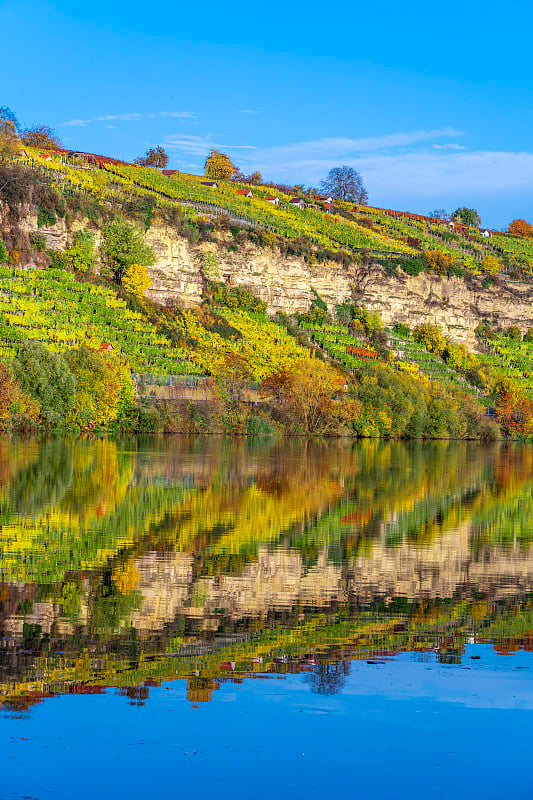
left=122, top=263, right=151, bottom=297
left=480, top=255, right=500, bottom=275
left=423, top=250, right=456, bottom=275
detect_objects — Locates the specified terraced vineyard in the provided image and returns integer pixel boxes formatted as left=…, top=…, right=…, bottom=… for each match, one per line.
left=19, top=147, right=533, bottom=275
left=389, top=333, right=483, bottom=395
left=476, top=335, right=533, bottom=398
left=0, top=267, right=203, bottom=374
left=299, top=321, right=377, bottom=370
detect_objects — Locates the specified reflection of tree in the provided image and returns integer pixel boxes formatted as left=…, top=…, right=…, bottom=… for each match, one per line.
left=6, top=439, right=73, bottom=516
left=306, top=661, right=350, bottom=695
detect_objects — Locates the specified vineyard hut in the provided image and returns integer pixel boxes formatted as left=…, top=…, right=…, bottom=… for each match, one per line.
left=202, top=181, right=219, bottom=189
left=266, top=196, right=279, bottom=205
left=236, top=189, right=254, bottom=198
left=480, top=229, right=493, bottom=238
left=289, top=198, right=305, bottom=209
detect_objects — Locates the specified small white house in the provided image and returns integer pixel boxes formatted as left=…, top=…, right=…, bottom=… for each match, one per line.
left=266, top=196, right=279, bottom=205
left=202, top=181, right=219, bottom=189
left=447, top=221, right=456, bottom=230
left=236, top=189, right=254, bottom=198
left=316, top=194, right=333, bottom=204
left=289, top=198, right=305, bottom=209
left=480, top=229, right=493, bottom=238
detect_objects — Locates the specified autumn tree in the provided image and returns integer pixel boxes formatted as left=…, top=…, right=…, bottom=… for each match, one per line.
left=321, top=166, right=368, bottom=204
left=122, top=262, right=151, bottom=297
left=507, top=219, right=533, bottom=238
left=65, top=346, right=123, bottom=428
left=451, top=207, right=481, bottom=226
left=22, top=125, right=62, bottom=150
left=0, top=108, right=21, bottom=162
left=262, top=359, right=360, bottom=434
left=134, top=146, right=169, bottom=168
left=204, top=150, right=237, bottom=181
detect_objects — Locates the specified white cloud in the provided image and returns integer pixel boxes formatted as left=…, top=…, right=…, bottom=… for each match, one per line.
left=60, top=111, right=195, bottom=127
left=432, top=143, right=467, bottom=150
left=165, top=133, right=256, bottom=155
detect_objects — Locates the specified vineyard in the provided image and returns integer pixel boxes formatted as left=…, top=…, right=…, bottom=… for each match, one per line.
left=12, top=146, right=533, bottom=276
left=0, top=266, right=202, bottom=374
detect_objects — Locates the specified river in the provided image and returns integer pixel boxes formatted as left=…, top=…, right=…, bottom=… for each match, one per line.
left=0, top=436, right=532, bottom=798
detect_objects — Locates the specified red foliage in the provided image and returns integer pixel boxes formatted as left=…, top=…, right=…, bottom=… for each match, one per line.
left=346, top=345, right=377, bottom=359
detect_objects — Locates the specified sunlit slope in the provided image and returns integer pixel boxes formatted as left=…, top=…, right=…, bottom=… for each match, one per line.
left=0, top=266, right=201, bottom=374
left=24, top=146, right=533, bottom=271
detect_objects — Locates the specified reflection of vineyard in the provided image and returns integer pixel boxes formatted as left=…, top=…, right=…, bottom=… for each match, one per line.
left=1, top=437, right=533, bottom=710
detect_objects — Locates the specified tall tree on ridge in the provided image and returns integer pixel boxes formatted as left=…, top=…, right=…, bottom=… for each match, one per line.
left=321, top=166, right=368, bottom=204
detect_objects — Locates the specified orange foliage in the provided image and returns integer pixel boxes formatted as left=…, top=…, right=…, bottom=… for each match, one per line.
left=507, top=219, right=533, bottom=238
left=496, top=392, right=533, bottom=438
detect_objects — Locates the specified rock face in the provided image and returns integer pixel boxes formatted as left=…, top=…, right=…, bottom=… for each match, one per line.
left=142, top=224, right=533, bottom=348
left=11, top=211, right=533, bottom=349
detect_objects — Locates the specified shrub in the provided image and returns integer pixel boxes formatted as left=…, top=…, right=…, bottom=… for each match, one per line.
left=393, top=322, right=411, bottom=338
left=122, top=263, right=151, bottom=298
left=335, top=302, right=355, bottom=326
left=398, top=257, right=425, bottom=276
left=505, top=326, right=522, bottom=341
left=475, top=323, right=496, bottom=342
left=423, top=250, right=458, bottom=276
left=413, top=323, right=446, bottom=355
left=209, top=282, right=267, bottom=314
left=29, top=232, right=47, bottom=252
left=65, top=228, right=96, bottom=273
left=37, top=203, right=57, bottom=228
left=0, top=238, right=7, bottom=264
left=246, top=411, right=277, bottom=436
left=481, top=254, right=500, bottom=275
left=47, top=248, right=69, bottom=269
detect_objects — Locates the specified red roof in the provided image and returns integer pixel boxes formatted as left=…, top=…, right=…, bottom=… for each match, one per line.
left=236, top=189, right=252, bottom=196
left=161, top=169, right=178, bottom=176
left=99, top=342, right=114, bottom=352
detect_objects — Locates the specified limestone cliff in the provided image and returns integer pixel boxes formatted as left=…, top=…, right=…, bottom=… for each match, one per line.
left=18, top=211, right=533, bottom=349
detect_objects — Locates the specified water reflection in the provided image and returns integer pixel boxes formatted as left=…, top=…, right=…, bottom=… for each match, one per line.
left=0, top=436, right=532, bottom=711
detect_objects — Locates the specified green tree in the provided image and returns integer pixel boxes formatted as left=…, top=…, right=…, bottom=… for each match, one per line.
left=452, top=207, right=481, bottom=226
left=101, top=218, right=156, bottom=283
left=65, top=227, right=96, bottom=272
left=13, top=341, right=76, bottom=425
left=204, top=149, right=237, bottom=180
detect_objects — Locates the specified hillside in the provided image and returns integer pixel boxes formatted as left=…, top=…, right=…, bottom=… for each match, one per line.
left=1, top=146, right=533, bottom=437
left=19, top=146, right=533, bottom=274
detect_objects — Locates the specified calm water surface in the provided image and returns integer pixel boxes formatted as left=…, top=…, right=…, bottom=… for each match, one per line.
left=0, top=437, right=532, bottom=799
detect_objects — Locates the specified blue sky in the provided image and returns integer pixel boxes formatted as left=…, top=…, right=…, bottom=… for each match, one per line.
left=1, top=0, right=532, bottom=228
